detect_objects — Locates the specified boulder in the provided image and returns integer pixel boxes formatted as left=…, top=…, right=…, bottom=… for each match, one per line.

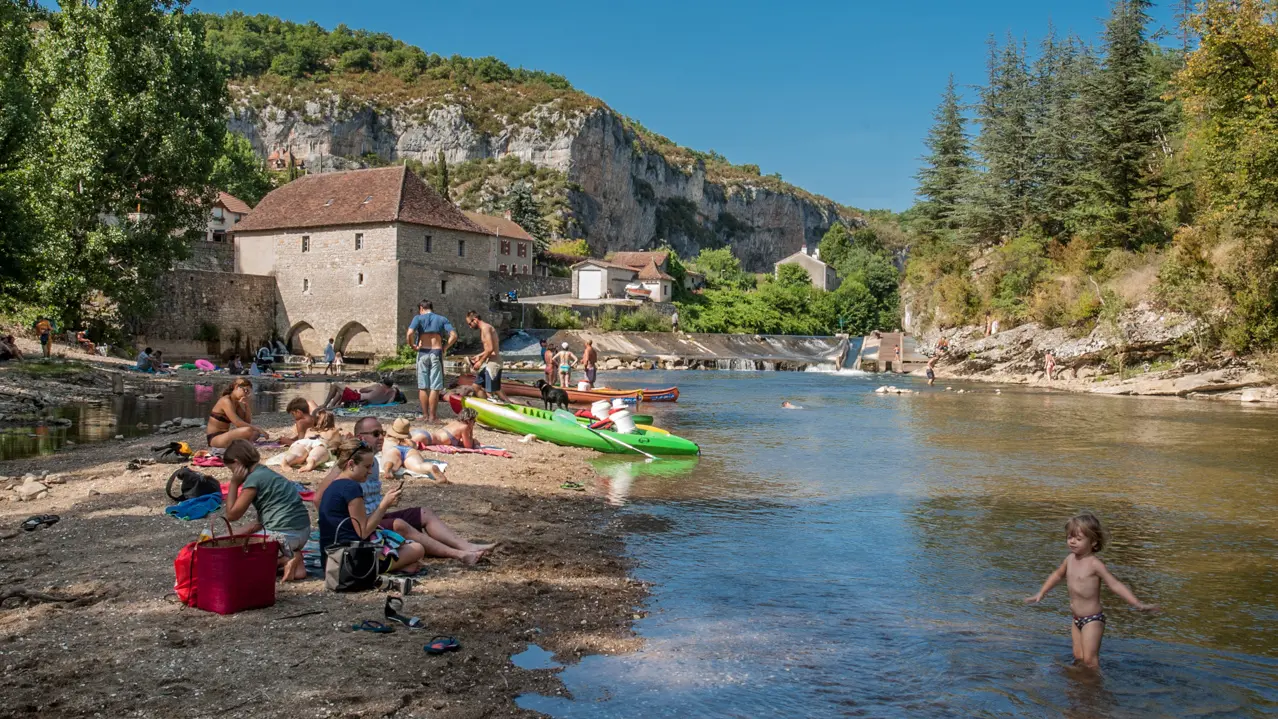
left=604, top=358, right=623, bottom=370
left=180, top=418, right=203, bottom=428
left=16, top=480, right=49, bottom=501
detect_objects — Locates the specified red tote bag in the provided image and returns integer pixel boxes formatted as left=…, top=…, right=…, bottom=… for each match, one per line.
left=176, top=518, right=279, bottom=615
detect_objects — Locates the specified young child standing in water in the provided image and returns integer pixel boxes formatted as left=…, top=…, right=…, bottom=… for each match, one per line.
left=1026, top=513, right=1158, bottom=668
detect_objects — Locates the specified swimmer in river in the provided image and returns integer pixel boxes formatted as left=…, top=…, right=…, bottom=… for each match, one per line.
left=926, top=356, right=938, bottom=386
left=1025, top=513, right=1158, bottom=669
left=781, top=401, right=803, bottom=410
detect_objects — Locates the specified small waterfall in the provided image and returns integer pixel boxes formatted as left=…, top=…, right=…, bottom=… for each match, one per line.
left=715, top=358, right=759, bottom=371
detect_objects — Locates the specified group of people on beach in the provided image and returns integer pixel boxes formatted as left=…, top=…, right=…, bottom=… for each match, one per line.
left=539, top=338, right=598, bottom=389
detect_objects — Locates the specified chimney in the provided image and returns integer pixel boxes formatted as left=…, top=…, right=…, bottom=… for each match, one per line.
left=504, top=209, right=513, bottom=221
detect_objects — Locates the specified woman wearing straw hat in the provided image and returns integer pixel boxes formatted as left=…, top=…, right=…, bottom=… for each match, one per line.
left=380, top=418, right=449, bottom=483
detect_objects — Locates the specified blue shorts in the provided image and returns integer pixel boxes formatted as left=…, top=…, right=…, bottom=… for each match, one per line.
left=416, top=351, right=444, bottom=391
left=476, top=362, right=502, bottom=392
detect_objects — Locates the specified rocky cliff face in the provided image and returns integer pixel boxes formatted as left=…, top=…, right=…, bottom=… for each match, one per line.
left=228, top=95, right=852, bottom=271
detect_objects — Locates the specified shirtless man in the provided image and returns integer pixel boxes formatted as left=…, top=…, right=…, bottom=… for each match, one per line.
left=321, top=377, right=400, bottom=409
left=926, top=355, right=938, bottom=386
left=406, top=300, right=457, bottom=421
left=540, top=339, right=555, bottom=386
left=465, top=310, right=509, bottom=403
left=581, top=340, right=599, bottom=388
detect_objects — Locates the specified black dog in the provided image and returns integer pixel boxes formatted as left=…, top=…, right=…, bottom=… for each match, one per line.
left=533, top=379, right=570, bottom=411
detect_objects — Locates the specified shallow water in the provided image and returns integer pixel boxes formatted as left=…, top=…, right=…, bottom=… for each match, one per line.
left=524, top=371, right=1278, bottom=718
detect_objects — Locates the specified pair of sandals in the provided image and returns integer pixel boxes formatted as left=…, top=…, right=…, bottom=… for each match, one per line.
left=21, top=514, right=59, bottom=532
left=350, top=597, right=459, bottom=655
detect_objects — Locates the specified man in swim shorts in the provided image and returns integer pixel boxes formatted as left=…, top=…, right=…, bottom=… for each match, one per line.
left=465, top=310, right=509, bottom=403
left=406, top=300, right=457, bottom=421
left=927, top=356, right=938, bottom=386
left=321, top=378, right=399, bottom=409
left=582, top=340, right=598, bottom=388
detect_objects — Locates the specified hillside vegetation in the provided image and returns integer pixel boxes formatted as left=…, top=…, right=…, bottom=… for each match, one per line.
left=905, top=0, right=1278, bottom=355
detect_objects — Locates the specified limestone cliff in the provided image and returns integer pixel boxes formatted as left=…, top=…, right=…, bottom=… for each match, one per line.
left=228, top=93, right=856, bottom=272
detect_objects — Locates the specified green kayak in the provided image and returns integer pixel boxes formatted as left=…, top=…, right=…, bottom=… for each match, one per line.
left=449, top=396, right=699, bottom=456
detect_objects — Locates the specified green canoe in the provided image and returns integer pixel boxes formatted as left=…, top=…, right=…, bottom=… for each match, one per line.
left=450, top=396, right=699, bottom=456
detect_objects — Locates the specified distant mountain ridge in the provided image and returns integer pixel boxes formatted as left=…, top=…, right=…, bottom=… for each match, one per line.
left=204, top=12, right=858, bottom=270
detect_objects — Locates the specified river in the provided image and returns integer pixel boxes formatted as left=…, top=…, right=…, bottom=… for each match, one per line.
left=516, top=370, right=1277, bottom=718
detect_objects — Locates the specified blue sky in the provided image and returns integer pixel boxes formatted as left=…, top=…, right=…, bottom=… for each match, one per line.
left=192, top=0, right=1179, bottom=212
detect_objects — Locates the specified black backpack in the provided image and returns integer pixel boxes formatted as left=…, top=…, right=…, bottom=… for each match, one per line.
left=165, top=467, right=220, bottom=502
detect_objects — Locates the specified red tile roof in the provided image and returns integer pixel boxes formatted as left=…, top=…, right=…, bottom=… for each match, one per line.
left=611, top=251, right=670, bottom=270
left=217, top=192, right=252, bottom=215
left=234, top=166, right=484, bottom=234
left=462, top=211, right=536, bottom=242
left=637, top=260, right=673, bottom=281
left=572, top=259, right=638, bottom=274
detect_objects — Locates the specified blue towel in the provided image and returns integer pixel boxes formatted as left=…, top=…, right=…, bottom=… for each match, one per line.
left=164, top=494, right=223, bottom=521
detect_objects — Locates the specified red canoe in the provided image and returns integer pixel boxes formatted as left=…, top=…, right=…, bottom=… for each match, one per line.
left=452, top=375, right=643, bottom=405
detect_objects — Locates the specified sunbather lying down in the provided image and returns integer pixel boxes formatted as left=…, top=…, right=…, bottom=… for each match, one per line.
left=380, top=418, right=449, bottom=483
left=321, top=378, right=401, bottom=409
left=278, top=410, right=344, bottom=471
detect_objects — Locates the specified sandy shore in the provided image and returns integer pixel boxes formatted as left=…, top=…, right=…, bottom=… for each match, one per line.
left=0, top=409, right=646, bottom=718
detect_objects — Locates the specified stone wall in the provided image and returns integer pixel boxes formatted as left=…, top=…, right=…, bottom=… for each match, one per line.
left=137, top=270, right=276, bottom=360
left=487, top=272, right=571, bottom=299
left=173, top=240, right=235, bottom=273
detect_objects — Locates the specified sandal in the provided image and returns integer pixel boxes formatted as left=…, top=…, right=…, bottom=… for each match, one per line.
left=424, top=635, right=460, bottom=655
left=560, top=481, right=585, bottom=491
left=21, top=514, right=59, bottom=532
left=385, top=597, right=425, bottom=630
left=351, top=620, right=394, bottom=634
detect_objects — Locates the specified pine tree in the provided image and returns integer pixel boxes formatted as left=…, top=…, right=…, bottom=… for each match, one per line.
left=434, top=149, right=449, bottom=199
left=1089, top=0, right=1165, bottom=248
left=914, top=75, right=972, bottom=235
left=962, top=36, right=1035, bottom=243
left=506, top=182, right=548, bottom=253
left=1029, top=31, right=1096, bottom=237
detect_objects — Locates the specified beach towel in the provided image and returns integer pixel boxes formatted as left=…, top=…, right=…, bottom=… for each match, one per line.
left=164, top=493, right=223, bottom=521
left=192, top=455, right=224, bottom=468
left=254, top=440, right=282, bottom=449
left=395, top=459, right=448, bottom=479
left=422, top=445, right=513, bottom=458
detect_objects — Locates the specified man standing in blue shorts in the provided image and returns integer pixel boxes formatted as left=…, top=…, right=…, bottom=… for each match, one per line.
left=406, top=300, right=457, bottom=421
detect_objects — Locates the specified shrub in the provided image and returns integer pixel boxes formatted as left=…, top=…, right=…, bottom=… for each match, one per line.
left=548, top=239, right=590, bottom=257
left=376, top=343, right=416, bottom=371
left=597, top=305, right=669, bottom=332
left=536, top=306, right=582, bottom=330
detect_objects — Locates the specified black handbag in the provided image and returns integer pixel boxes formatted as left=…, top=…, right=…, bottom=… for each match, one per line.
left=324, top=519, right=381, bottom=592
left=165, top=467, right=220, bottom=502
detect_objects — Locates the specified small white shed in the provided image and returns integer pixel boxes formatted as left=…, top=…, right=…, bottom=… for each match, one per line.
left=572, top=260, right=637, bottom=300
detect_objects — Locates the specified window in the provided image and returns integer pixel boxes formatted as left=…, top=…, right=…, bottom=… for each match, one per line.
left=522, top=265, right=529, bottom=275
left=212, top=207, right=224, bottom=220
left=517, top=242, right=528, bottom=258
left=212, top=230, right=226, bottom=243
left=303, top=278, right=310, bottom=293
left=302, top=235, right=310, bottom=253
left=458, top=239, right=466, bottom=257
left=499, top=264, right=507, bottom=274
left=440, top=279, right=448, bottom=295
left=354, top=233, right=363, bottom=250
left=500, top=240, right=511, bottom=255
left=424, top=235, right=432, bottom=253
left=357, top=272, right=364, bottom=286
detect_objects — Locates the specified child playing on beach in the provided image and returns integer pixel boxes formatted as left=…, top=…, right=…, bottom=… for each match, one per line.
left=1026, top=513, right=1158, bottom=668
left=279, top=398, right=316, bottom=446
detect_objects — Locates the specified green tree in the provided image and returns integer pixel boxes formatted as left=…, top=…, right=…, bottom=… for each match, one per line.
left=1029, top=30, right=1097, bottom=237
left=690, top=247, right=752, bottom=290
left=915, top=75, right=973, bottom=235
left=210, top=133, right=274, bottom=206
left=1087, top=0, right=1167, bottom=248
left=0, top=0, right=39, bottom=301
left=776, top=263, right=811, bottom=288
left=963, top=36, right=1035, bottom=243
left=433, top=149, right=450, bottom=199
left=506, top=182, right=548, bottom=253
left=25, top=0, right=227, bottom=325
left=818, top=222, right=854, bottom=269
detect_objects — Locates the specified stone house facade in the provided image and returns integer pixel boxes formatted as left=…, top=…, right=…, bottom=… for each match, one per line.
left=463, top=210, right=536, bottom=276
left=775, top=247, right=840, bottom=291
left=233, top=165, right=493, bottom=358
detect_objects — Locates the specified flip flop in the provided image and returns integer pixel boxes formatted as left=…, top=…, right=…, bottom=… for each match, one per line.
left=351, top=620, right=394, bottom=634
left=424, top=635, right=460, bottom=655
left=560, top=481, right=585, bottom=491
left=385, top=597, right=425, bottom=630
left=21, top=514, right=59, bottom=532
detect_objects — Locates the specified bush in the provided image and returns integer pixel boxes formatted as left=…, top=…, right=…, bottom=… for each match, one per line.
left=536, top=306, right=582, bottom=330
left=596, top=305, right=669, bottom=332
left=376, top=343, right=416, bottom=371
left=548, top=239, right=590, bottom=257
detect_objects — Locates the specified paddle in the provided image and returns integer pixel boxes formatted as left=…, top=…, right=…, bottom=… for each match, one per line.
left=551, top=409, right=658, bottom=462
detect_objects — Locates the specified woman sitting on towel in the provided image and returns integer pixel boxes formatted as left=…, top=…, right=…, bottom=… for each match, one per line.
left=409, top=408, right=478, bottom=450
left=279, top=410, right=342, bottom=472
left=380, top=418, right=449, bottom=483
left=205, top=377, right=267, bottom=447
left=317, top=439, right=426, bottom=576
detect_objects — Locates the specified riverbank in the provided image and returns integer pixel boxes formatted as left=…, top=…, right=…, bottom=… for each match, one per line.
left=918, top=305, right=1278, bottom=405
left=0, top=409, right=645, bottom=718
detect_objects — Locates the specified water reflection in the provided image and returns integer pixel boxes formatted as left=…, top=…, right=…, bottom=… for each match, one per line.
left=540, top=371, right=1278, bottom=718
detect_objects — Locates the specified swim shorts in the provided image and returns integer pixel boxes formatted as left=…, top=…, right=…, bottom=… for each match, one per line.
left=476, top=361, right=502, bottom=392
left=341, top=387, right=361, bottom=404
left=585, top=366, right=597, bottom=384
left=416, top=350, right=444, bottom=391
left=926, top=368, right=935, bottom=380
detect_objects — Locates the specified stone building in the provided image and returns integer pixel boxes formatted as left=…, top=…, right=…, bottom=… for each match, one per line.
left=233, top=165, right=494, bottom=359
left=775, top=246, right=840, bottom=291
left=463, top=210, right=536, bottom=276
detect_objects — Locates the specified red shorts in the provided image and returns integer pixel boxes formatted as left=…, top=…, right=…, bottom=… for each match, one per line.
left=341, top=387, right=361, bottom=403
left=378, top=507, right=424, bottom=531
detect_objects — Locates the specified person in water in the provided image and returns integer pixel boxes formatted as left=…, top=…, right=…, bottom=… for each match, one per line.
left=553, top=342, right=578, bottom=388
left=926, top=356, right=938, bottom=386
left=780, top=401, right=803, bottom=410
left=1025, top=513, right=1158, bottom=669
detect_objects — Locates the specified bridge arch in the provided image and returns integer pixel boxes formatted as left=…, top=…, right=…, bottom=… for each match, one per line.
left=334, top=321, right=375, bottom=359
left=285, top=321, right=321, bottom=356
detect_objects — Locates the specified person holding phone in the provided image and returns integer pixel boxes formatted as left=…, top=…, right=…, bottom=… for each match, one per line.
left=317, top=438, right=426, bottom=575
